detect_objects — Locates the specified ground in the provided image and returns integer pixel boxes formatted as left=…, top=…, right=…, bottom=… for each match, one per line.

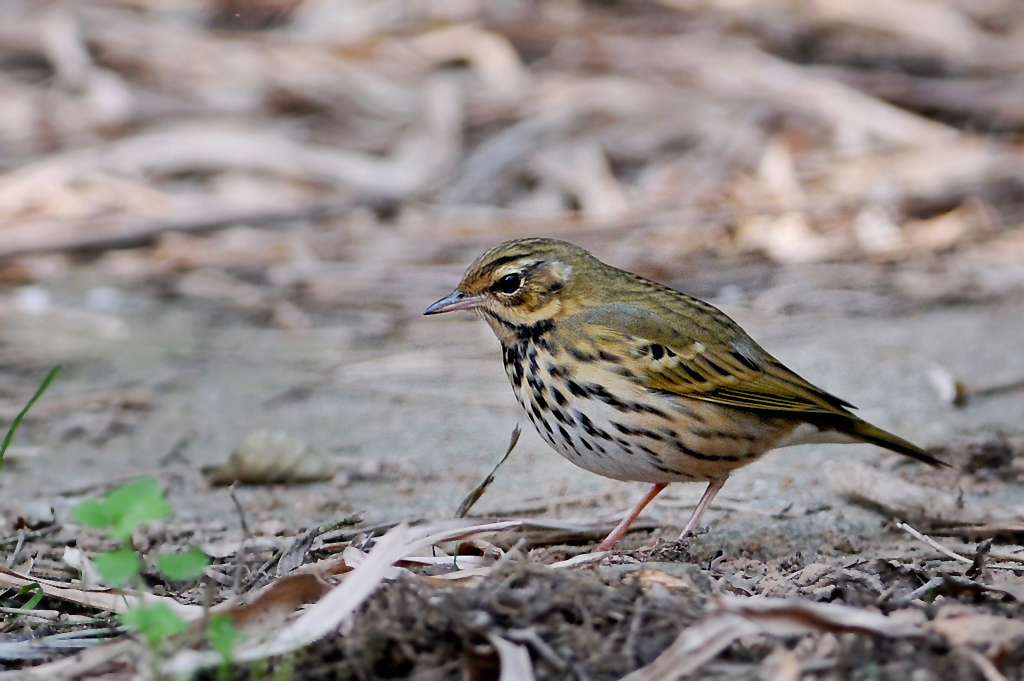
left=2, top=269, right=1024, bottom=680
left=2, top=0, right=1024, bottom=678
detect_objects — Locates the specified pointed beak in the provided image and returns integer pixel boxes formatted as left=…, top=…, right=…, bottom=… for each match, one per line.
left=423, top=290, right=484, bottom=315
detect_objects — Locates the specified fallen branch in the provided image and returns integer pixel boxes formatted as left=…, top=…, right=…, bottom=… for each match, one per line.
left=0, top=199, right=361, bottom=259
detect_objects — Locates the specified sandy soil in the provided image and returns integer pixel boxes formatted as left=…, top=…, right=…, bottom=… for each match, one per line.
left=2, top=266, right=1021, bottom=549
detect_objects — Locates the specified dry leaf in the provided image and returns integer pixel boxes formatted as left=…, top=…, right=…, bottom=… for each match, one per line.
left=203, top=430, right=336, bottom=485
left=635, top=567, right=698, bottom=593
left=487, top=634, right=537, bottom=681
left=0, top=565, right=200, bottom=618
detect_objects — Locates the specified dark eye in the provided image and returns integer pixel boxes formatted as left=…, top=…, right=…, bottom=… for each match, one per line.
left=492, top=273, right=522, bottom=295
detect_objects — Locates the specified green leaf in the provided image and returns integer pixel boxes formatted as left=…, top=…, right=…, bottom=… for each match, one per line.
left=93, top=548, right=143, bottom=586
left=120, top=603, right=189, bottom=649
left=14, top=583, right=44, bottom=610
left=71, top=499, right=115, bottom=530
left=111, top=497, right=173, bottom=542
left=0, top=366, right=61, bottom=471
left=207, top=613, right=242, bottom=660
left=157, top=546, right=209, bottom=581
left=72, top=478, right=173, bottom=542
left=106, top=478, right=173, bottom=541
left=106, top=477, right=165, bottom=511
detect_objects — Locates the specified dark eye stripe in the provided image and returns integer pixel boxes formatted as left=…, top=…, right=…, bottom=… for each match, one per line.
left=479, top=253, right=528, bottom=277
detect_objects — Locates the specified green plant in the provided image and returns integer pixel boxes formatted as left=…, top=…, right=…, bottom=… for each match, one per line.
left=0, top=583, right=46, bottom=626
left=0, top=365, right=61, bottom=471
left=12, top=583, right=44, bottom=610
left=0, top=368, right=244, bottom=674
left=71, top=477, right=240, bottom=673
left=72, top=477, right=173, bottom=545
left=72, top=478, right=204, bottom=648
left=208, top=613, right=243, bottom=681
left=120, top=602, right=191, bottom=650
left=1, top=367, right=61, bottom=625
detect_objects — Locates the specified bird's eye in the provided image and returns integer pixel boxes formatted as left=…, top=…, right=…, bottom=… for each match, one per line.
left=492, top=273, right=522, bottom=295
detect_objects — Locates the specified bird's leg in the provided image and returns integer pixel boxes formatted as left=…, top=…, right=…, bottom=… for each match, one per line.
left=597, top=483, right=669, bottom=551
left=679, top=476, right=728, bottom=538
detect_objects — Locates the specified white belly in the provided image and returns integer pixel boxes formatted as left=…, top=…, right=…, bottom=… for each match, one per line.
left=504, top=347, right=786, bottom=483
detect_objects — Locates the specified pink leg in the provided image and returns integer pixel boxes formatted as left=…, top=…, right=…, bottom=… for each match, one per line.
left=597, top=483, right=669, bottom=551
left=679, top=476, right=729, bottom=538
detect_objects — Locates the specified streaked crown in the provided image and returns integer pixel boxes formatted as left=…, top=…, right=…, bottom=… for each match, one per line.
left=425, top=238, right=602, bottom=332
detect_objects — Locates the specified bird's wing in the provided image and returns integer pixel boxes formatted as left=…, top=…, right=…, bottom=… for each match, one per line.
left=575, top=302, right=854, bottom=415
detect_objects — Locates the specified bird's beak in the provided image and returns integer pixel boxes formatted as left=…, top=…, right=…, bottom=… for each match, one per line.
left=423, top=290, right=484, bottom=315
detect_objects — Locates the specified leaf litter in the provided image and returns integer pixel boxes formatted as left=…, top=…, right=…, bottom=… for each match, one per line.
left=0, top=433, right=1022, bottom=679
left=1, top=0, right=1024, bottom=679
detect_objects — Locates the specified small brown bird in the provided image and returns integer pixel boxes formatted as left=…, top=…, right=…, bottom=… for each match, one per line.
left=425, top=238, right=945, bottom=550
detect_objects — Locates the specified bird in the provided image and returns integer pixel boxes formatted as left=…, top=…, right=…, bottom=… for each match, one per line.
left=424, top=238, right=946, bottom=551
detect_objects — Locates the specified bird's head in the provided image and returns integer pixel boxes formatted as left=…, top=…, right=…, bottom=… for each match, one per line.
left=424, top=238, right=599, bottom=337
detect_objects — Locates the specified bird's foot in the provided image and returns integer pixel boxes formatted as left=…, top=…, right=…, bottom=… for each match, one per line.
left=679, top=525, right=709, bottom=540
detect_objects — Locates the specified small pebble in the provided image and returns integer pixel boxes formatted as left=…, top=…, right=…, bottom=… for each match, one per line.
left=12, top=285, right=51, bottom=316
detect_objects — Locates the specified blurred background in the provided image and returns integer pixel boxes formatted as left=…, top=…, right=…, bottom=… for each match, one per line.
left=1, top=0, right=1023, bottom=533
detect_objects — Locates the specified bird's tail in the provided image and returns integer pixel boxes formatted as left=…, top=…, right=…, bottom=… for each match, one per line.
left=843, top=418, right=948, bottom=468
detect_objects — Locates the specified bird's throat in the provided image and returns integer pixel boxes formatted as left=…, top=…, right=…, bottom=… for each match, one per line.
left=483, top=310, right=556, bottom=347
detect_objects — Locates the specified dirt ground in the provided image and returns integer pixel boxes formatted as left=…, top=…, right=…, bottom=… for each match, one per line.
left=2, top=241, right=1024, bottom=681
left=2, top=1, right=1024, bottom=679
left=2, top=275, right=1024, bottom=534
